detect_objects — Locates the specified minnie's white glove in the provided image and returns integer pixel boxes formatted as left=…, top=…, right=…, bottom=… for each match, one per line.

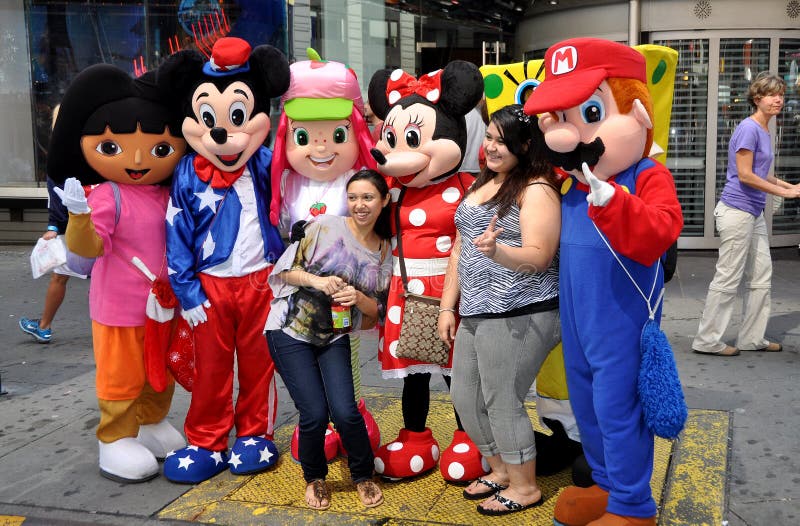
left=54, top=177, right=91, bottom=215
left=582, top=162, right=615, bottom=207
left=181, top=300, right=211, bottom=327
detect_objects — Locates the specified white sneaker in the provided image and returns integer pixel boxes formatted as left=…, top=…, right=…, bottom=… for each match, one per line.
left=136, top=420, right=186, bottom=459
left=98, top=438, right=159, bottom=483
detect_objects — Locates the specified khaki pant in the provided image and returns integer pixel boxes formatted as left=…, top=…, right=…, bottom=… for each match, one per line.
left=692, top=202, right=772, bottom=352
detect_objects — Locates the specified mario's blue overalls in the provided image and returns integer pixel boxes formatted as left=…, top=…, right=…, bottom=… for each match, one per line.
left=559, top=159, right=662, bottom=518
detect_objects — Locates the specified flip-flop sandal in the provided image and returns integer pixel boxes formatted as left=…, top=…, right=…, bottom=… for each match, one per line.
left=306, top=479, right=331, bottom=511
left=477, top=492, right=544, bottom=516
left=463, top=477, right=509, bottom=500
left=355, top=480, right=384, bottom=508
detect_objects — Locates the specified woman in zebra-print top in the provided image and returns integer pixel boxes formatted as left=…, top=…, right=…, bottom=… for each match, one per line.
left=438, top=104, right=561, bottom=516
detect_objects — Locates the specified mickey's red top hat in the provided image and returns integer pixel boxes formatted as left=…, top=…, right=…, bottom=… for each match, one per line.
left=204, top=37, right=252, bottom=77
left=524, top=38, right=645, bottom=115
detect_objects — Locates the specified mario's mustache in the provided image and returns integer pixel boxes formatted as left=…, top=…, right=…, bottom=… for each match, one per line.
left=544, top=137, right=605, bottom=172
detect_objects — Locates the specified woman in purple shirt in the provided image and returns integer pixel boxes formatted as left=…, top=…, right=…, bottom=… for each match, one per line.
left=693, top=73, right=798, bottom=356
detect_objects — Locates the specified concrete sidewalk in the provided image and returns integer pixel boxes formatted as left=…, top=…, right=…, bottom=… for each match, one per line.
left=0, top=245, right=798, bottom=525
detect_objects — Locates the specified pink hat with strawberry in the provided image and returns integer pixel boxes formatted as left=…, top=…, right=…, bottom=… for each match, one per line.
left=282, top=48, right=364, bottom=120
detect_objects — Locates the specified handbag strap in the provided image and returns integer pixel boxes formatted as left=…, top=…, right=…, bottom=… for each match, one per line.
left=393, top=186, right=411, bottom=290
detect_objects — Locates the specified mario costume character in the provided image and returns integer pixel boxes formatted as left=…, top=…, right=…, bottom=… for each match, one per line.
left=156, top=37, right=290, bottom=484
left=367, top=62, right=489, bottom=482
left=48, top=64, right=188, bottom=483
left=269, top=49, right=380, bottom=462
left=524, top=38, right=683, bottom=526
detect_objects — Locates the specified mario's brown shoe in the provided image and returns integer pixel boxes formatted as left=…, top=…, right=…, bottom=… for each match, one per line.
left=554, top=485, right=609, bottom=526
left=587, top=512, right=656, bottom=526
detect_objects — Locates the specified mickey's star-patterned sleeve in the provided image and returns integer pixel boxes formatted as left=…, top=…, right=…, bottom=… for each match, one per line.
left=166, top=157, right=208, bottom=310
left=589, top=161, right=683, bottom=267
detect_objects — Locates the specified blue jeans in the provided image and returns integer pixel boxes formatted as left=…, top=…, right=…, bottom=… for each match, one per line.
left=266, top=330, right=373, bottom=483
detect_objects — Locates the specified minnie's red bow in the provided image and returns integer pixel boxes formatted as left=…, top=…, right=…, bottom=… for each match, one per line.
left=385, top=69, right=443, bottom=105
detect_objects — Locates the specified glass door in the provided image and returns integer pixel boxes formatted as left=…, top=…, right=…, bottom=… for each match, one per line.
left=652, top=31, right=800, bottom=249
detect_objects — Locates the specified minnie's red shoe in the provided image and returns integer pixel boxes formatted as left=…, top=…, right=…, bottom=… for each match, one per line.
left=290, top=424, right=341, bottom=463
left=439, top=429, right=489, bottom=483
left=340, top=399, right=381, bottom=457
left=373, top=428, right=439, bottom=480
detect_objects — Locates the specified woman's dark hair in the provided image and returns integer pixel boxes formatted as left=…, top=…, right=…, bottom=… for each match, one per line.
left=347, top=169, right=392, bottom=240
left=470, top=104, right=557, bottom=217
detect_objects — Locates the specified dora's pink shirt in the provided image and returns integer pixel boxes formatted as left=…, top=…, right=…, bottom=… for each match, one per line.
left=88, top=183, right=169, bottom=327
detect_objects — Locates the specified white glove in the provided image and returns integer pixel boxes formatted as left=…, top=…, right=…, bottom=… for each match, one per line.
left=582, top=162, right=615, bottom=207
left=54, top=177, right=91, bottom=215
left=181, top=300, right=211, bottom=327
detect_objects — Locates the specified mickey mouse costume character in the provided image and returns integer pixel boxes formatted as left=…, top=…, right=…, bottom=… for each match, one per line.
left=156, top=37, right=290, bottom=484
left=524, top=38, right=684, bottom=526
left=269, top=50, right=380, bottom=462
left=367, top=62, right=489, bottom=483
left=48, top=64, right=187, bottom=483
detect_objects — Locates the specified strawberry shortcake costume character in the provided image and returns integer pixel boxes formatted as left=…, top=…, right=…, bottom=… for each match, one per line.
left=524, top=38, right=684, bottom=526
left=367, top=61, right=488, bottom=482
left=156, top=37, right=290, bottom=484
left=269, top=49, right=380, bottom=461
left=48, top=64, right=187, bottom=483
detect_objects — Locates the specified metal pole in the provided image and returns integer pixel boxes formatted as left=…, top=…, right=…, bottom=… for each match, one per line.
left=628, top=0, right=640, bottom=46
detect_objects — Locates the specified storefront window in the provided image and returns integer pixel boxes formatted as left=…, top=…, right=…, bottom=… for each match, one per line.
left=0, top=0, right=37, bottom=187
left=715, top=38, right=771, bottom=206
left=654, top=38, right=709, bottom=237
left=773, top=38, right=800, bottom=234
left=19, top=0, right=287, bottom=187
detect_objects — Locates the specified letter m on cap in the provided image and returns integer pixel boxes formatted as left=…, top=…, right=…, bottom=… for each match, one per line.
left=551, top=46, right=577, bottom=75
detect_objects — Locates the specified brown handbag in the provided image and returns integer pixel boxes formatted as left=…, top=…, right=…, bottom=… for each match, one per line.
left=393, top=186, right=451, bottom=367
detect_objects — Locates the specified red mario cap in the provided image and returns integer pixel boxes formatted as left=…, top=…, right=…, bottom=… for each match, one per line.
left=204, top=37, right=252, bottom=77
left=524, top=38, right=645, bottom=115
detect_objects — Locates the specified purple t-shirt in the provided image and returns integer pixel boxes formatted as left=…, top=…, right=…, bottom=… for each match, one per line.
left=719, top=117, right=774, bottom=217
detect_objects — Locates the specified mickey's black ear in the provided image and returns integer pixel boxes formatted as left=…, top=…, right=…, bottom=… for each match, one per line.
left=368, top=69, right=393, bottom=120
left=439, top=61, right=484, bottom=117
left=153, top=49, right=205, bottom=106
left=249, top=45, right=291, bottom=99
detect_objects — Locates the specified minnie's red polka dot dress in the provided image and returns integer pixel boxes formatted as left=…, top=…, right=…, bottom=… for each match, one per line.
left=379, top=173, right=473, bottom=379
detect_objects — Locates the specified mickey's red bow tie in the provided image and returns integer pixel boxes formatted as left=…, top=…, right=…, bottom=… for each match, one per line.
left=193, top=155, right=245, bottom=189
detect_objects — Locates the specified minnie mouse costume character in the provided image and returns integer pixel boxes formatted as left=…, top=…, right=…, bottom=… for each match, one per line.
left=156, top=37, right=290, bottom=484
left=269, top=49, right=380, bottom=463
left=524, top=38, right=684, bottom=526
left=367, top=62, right=488, bottom=482
left=48, top=64, right=187, bottom=483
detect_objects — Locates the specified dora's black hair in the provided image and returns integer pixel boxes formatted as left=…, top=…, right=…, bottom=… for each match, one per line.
left=48, top=65, right=182, bottom=186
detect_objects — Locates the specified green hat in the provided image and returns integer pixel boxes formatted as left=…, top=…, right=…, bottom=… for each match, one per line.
left=281, top=48, right=363, bottom=121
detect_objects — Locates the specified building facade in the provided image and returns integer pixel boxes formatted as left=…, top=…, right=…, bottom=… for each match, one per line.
left=518, top=0, right=799, bottom=249
left=1, top=0, right=797, bottom=248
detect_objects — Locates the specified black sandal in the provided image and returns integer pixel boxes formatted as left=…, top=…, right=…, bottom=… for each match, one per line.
left=477, top=492, right=544, bottom=516
left=462, top=477, right=509, bottom=500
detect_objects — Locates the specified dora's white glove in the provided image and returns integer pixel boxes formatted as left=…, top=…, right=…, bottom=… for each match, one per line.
left=53, top=177, right=91, bottom=215
left=582, top=162, right=615, bottom=207
left=181, top=300, right=211, bottom=327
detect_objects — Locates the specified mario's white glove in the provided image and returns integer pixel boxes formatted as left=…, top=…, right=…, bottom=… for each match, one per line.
left=54, top=177, right=91, bottom=215
left=181, top=300, right=211, bottom=327
left=582, top=162, right=615, bottom=207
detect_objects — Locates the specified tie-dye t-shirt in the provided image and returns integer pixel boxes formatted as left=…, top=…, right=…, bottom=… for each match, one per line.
left=266, top=214, right=391, bottom=345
